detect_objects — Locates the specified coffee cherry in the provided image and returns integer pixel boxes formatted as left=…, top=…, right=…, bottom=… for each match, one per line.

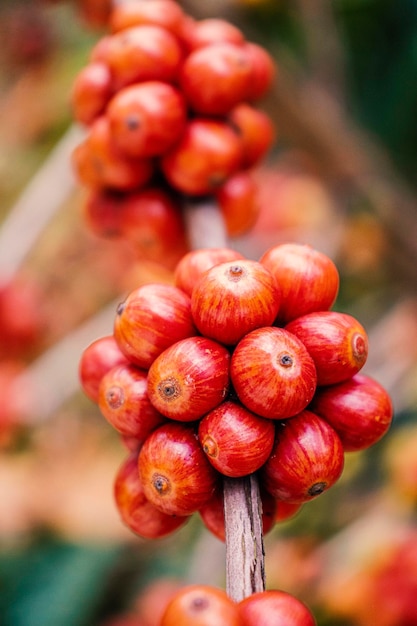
left=160, top=584, right=242, bottom=626
left=83, top=188, right=125, bottom=237
left=243, top=42, right=276, bottom=101
left=114, top=283, right=196, bottom=369
left=180, top=42, right=253, bottom=115
left=174, top=247, right=245, bottom=297
left=238, top=589, right=316, bottom=626
left=138, top=422, right=219, bottom=516
left=259, top=243, right=340, bottom=324
left=231, top=327, right=317, bottom=419
left=161, top=118, right=242, bottom=196
left=181, top=18, right=245, bottom=51
left=71, top=62, right=112, bottom=126
left=228, top=103, right=275, bottom=168
left=72, top=116, right=154, bottom=191
left=107, top=81, right=187, bottom=158
left=215, top=171, right=260, bottom=237
left=106, top=25, right=183, bottom=90
left=147, top=336, right=230, bottom=421
left=191, top=259, right=281, bottom=345
left=79, top=334, right=129, bottom=402
left=98, top=363, right=166, bottom=439
left=114, top=451, right=189, bottom=539
left=198, top=400, right=275, bottom=477
left=261, top=410, right=344, bottom=502
left=310, top=373, right=393, bottom=451
left=275, top=500, right=303, bottom=523
left=285, top=311, right=368, bottom=385
left=109, top=0, right=186, bottom=37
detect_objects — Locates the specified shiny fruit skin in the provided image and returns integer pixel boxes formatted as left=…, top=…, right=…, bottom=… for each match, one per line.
left=98, top=363, right=165, bottom=438
left=114, top=451, right=188, bottom=539
left=238, top=589, right=316, bottom=626
left=138, top=422, right=219, bottom=516
left=180, top=43, right=253, bottom=115
left=261, top=410, right=344, bottom=503
left=161, top=118, right=242, bottom=196
left=71, top=61, right=112, bottom=126
left=114, top=283, right=196, bottom=369
left=285, top=311, right=368, bottom=385
left=105, top=25, right=183, bottom=90
left=228, top=103, right=275, bottom=168
left=174, top=247, right=244, bottom=297
left=259, top=243, right=340, bottom=324
left=160, top=584, right=242, bottom=626
left=199, top=484, right=276, bottom=542
left=231, top=327, right=317, bottom=419
left=107, top=81, right=187, bottom=158
left=198, top=400, right=275, bottom=477
left=243, top=42, right=276, bottom=101
left=109, top=0, right=186, bottom=36
left=309, top=373, right=393, bottom=451
left=181, top=18, right=245, bottom=51
left=191, top=260, right=281, bottom=345
left=79, top=334, right=129, bottom=402
left=215, top=171, right=260, bottom=237
left=275, top=500, right=303, bottom=523
left=147, top=336, right=231, bottom=421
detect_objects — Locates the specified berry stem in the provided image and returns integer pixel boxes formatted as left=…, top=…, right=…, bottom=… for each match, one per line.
left=223, top=474, right=266, bottom=602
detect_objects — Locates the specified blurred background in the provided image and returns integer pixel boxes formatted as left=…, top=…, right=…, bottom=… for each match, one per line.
left=1, top=1, right=417, bottom=625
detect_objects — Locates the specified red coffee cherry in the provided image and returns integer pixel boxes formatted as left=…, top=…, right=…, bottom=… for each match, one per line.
left=285, top=311, right=368, bottom=385
left=261, top=410, right=344, bottom=503
left=310, top=373, right=393, bottom=451
left=231, top=327, right=317, bottom=419
left=114, top=451, right=189, bottom=539
left=98, top=363, right=165, bottom=439
left=71, top=61, right=112, bottom=126
left=180, top=42, right=253, bottom=115
left=106, top=25, right=183, bottom=90
left=259, top=243, right=340, bottom=324
left=109, top=0, right=186, bottom=37
left=89, top=34, right=112, bottom=64
left=215, top=170, right=260, bottom=237
left=107, top=81, right=187, bottom=158
left=275, top=500, right=303, bottom=523
left=147, top=336, right=230, bottom=421
left=198, top=400, right=275, bottom=477
left=191, top=259, right=280, bottom=345
left=71, top=116, right=154, bottom=191
left=228, top=103, right=275, bottom=168
left=238, top=589, right=316, bottom=626
left=160, top=584, right=242, bottom=626
left=114, top=283, right=196, bottom=369
left=83, top=188, right=125, bottom=237
left=181, top=17, right=245, bottom=51
left=174, top=247, right=245, bottom=297
left=161, top=118, right=242, bottom=196
left=243, top=41, right=276, bottom=101
left=78, top=334, right=129, bottom=402
left=138, top=422, right=219, bottom=516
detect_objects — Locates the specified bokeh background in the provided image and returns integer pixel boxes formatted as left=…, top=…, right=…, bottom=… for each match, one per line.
left=1, top=1, right=417, bottom=625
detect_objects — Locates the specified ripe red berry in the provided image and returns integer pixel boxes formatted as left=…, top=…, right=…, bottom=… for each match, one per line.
left=181, top=18, right=245, bottom=51
left=114, top=283, right=196, bottom=369
left=114, top=451, right=189, bottom=539
left=231, top=327, right=317, bottom=419
left=228, top=103, right=275, bottom=168
left=180, top=42, right=253, bottom=115
left=79, top=334, right=129, bottom=402
left=174, top=247, right=245, bottom=297
left=83, top=188, right=124, bottom=237
left=198, top=400, right=275, bottom=477
left=259, top=243, right=340, bottom=323
left=310, top=373, right=393, bottom=451
left=138, top=422, right=219, bottom=516
left=275, top=500, right=303, bottom=523
left=160, top=584, right=242, bottom=626
left=106, top=25, right=183, bottom=90
left=243, top=41, right=276, bottom=101
left=107, top=81, right=187, bottom=158
left=285, top=311, right=368, bottom=385
left=161, top=118, right=242, bottom=196
left=191, top=259, right=281, bottom=345
left=98, top=363, right=165, bottom=439
left=215, top=170, right=260, bottom=237
left=71, top=61, right=112, bottom=126
left=261, top=410, right=344, bottom=502
left=238, top=589, right=316, bottom=626
left=109, top=0, right=186, bottom=37
left=147, top=336, right=230, bottom=421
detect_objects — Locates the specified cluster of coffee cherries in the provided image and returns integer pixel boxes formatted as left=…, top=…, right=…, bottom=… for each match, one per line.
left=79, top=242, right=393, bottom=542
left=71, top=0, right=276, bottom=265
